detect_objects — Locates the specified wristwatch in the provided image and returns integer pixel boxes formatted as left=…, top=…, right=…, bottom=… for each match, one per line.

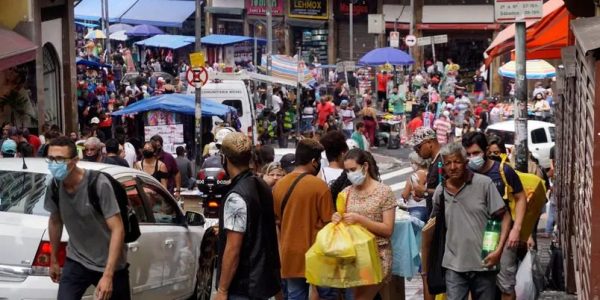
left=423, top=191, right=430, bottom=197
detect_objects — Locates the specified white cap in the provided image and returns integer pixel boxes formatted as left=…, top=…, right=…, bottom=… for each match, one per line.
left=446, top=103, right=454, bottom=110
left=215, top=127, right=236, bottom=146
left=90, top=117, right=100, bottom=124
left=443, top=111, right=450, bottom=117
left=346, top=139, right=360, bottom=150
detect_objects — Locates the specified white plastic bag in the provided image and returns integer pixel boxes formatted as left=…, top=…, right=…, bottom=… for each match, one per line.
left=515, top=251, right=536, bottom=300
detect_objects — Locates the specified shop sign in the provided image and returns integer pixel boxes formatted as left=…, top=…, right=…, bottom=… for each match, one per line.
left=246, top=0, right=284, bottom=16
left=494, top=0, right=543, bottom=23
left=289, top=0, right=329, bottom=20
left=334, top=0, right=377, bottom=21
left=211, top=0, right=244, bottom=9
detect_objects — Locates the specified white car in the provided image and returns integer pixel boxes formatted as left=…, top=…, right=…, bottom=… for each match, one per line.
left=0, top=158, right=217, bottom=300
left=486, top=120, right=555, bottom=169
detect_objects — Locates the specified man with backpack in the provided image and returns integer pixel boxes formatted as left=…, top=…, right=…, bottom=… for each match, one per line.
left=45, top=136, right=131, bottom=300
left=462, top=132, right=527, bottom=300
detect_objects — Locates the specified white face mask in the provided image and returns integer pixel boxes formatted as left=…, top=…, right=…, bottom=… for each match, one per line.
left=347, top=167, right=367, bottom=186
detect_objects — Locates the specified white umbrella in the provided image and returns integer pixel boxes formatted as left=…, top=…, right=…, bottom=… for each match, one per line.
left=109, top=30, right=129, bottom=41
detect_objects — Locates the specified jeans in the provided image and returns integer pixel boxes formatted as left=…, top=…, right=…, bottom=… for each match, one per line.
left=445, top=269, right=497, bottom=300
left=546, top=201, right=557, bottom=234
left=57, top=258, right=130, bottom=300
left=342, top=129, right=353, bottom=139
left=408, top=206, right=429, bottom=224
left=284, top=278, right=338, bottom=300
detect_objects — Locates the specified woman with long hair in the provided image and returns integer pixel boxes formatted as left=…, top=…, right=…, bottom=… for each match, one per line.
left=359, top=99, right=378, bottom=146
left=332, top=149, right=396, bottom=300
left=134, top=141, right=168, bottom=189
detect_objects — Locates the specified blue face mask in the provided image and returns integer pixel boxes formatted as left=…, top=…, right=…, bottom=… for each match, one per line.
left=48, top=162, right=69, bottom=181
left=468, top=154, right=485, bottom=171
left=348, top=167, right=367, bottom=186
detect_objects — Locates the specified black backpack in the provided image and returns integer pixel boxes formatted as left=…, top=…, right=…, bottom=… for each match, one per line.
left=51, top=170, right=141, bottom=243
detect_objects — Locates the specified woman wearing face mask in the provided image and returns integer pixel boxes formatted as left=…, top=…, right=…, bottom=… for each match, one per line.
left=401, top=152, right=430, bottom=223
left=262, top=161, right=286, bottom=188
left=331, top=149, right=396, bottom=300
left=134, top=141, right=168, bottom=189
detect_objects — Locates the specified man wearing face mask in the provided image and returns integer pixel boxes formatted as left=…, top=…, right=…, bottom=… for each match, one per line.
left=44, top=136, right=129, bottom=300
left=462, top=132, right=527, bottom=300
left=272, top=139, right=336, bottom=300
left=82, top=137, right=104, bottom=162
left=215, top=132, right=281, bottom=300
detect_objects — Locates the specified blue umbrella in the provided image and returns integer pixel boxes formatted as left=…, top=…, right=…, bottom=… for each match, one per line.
left=358, top=47, right=414, bottom=66
left=76, top=57, right=112, bottom=69
left=125, top=24, right=164, bottom=37
left=110, top=94, right=236, bottom=118
left=109, top=23, right=134, bottom=34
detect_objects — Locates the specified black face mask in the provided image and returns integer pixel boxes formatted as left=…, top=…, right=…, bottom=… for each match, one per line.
left=488, top=155, right=502, bottom=162
left=142, top=150, right=154, bottom=158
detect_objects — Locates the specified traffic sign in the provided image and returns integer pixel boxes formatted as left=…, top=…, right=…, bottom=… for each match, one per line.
left=495, top=0, right=543, bottom=23
left=186, top=67, right=208, bottom=87
left=189, top=52, right=205, bottom=68
left=417, top=36, right=432, bottom=46
left=390, top=31, right=400, bottom=48
left=404, top=34, right=417, bottom=47
left=417, top=34, right=448, bottom=46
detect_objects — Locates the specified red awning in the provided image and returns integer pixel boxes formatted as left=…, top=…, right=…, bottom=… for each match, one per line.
left=484, top=0, right=569, bottom=64
left=0, top=27, right=37, bottom=71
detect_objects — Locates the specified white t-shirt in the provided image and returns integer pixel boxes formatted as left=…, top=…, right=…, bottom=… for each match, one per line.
left=321, top=167, right=344, bottom=186
left=124, top=142, right=137, bottom=167
left=302, top=106, right=315, bottom=118
left=489, top=107, right=504, bottom=124
left=405, top=173, right=427, bottom=208
left=272, top=95, right=283, bottom=114
left=339, top=108, right=355, bottom=130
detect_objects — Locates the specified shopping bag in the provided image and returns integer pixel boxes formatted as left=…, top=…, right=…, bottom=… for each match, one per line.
left=427, top=191, right=447, bottom=295
left=306, top=225, right=383, bottom=288
left=305, top=190, right=383, bottom=288
left=315, top=222, right=356, bottom=262
left=515, top=251, right=536, bottom=300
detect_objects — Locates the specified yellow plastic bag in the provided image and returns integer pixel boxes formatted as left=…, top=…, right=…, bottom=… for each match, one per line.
left=435, top=294, right=447, bottom=300
left=305, top=191, right=383, bottom=288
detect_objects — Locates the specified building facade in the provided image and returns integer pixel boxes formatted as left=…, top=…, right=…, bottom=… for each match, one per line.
left=0, top=0, right=77, bottom=134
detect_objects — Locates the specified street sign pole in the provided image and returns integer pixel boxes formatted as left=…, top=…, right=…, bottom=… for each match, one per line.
left=431, top=39, right=436, bottom=64
left=266, top=0, right=273, bottom=108
left=194, top=0, right=203, bottom=171
left=103, top=0, right=110, bottom=63
left=514, top=21, right=528, bottom=172
left=349, top=2, right=353, bottom=61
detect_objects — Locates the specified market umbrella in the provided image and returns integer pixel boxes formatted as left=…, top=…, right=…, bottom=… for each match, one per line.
left=108, top=23, right=134, bottom=34
left=498, top=59, right=556, bottom=79
left=110, top=94, right=236, bottom=118
left=358, top=47, right=414, bottom=66
left=125, top=24, right=164, bottom=37
left=109, top=30, right=129, bottom=41
left=84, top=29, right=107, bottom=39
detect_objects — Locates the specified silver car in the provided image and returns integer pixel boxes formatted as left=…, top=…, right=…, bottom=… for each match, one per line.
left=0, top=158, right=217, bottom=300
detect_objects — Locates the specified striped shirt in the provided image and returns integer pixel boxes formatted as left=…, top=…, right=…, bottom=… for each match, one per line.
left=433, top=118, right=452, bottom=145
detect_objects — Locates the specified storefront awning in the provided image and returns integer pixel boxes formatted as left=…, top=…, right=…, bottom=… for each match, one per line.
left=286, top=18, right=326, bottom=29
left=120, top=0, right=195, bottom=28
left=484, top=0, right=568, bottom=64
left=134, top=35, right=195, bottom=49
left=0, top=28, right=37, bottom=71
left=201, top=34, right=266, bottom=46
left=75, top=0, right=138, bottom=22
left=205, top=6, right=244, bottom=15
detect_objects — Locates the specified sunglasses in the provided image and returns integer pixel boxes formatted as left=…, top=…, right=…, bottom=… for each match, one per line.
left=413, top=140, right=428, bottom=152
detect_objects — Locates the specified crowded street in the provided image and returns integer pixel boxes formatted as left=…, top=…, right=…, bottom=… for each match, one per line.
left=0, top=0, right=598, bottom=299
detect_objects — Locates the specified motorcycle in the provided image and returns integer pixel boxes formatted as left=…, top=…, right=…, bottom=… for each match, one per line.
left=196, top=167, right=230, bottom=218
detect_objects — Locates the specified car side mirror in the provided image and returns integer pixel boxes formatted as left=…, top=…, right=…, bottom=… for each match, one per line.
left=185, top=211, right=206, bottom=226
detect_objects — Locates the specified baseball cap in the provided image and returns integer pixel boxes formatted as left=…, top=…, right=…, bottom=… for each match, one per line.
left=1, top=139, right=17, bottom=155
left=340, top=100, right=349, bottom=106
left=90, top=117, right=100, bottom=124
left=279, top=153, right=296, bottom=173
left=408, top=127, right=437, bottom=147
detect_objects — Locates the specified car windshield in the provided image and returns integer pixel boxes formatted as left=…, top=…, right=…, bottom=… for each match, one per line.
left=0, top=171, right=50, bottom=216
left=486, top=129, right=515, bottom=145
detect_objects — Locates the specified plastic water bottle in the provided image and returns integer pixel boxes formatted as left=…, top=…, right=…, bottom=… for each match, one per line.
left=481, top=219, right=500, bottom=269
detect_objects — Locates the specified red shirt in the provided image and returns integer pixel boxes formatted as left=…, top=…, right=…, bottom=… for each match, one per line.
left=317, top=101, right=335, bottom=126
left=377, top=74, right=390, bottom=92
left=26, top=135, right=41, bottom=155
left=407, top=117, right=423, bottom=135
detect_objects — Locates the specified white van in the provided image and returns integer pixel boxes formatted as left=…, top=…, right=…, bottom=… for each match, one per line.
left=188, top=80, right=257, bottom=143
left=486, top=120, right=555, bottom=169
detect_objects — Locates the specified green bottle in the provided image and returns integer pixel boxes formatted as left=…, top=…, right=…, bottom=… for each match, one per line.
left=481, top=220, right=500, bottom=267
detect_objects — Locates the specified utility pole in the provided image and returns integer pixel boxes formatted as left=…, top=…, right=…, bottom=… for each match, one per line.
left=194, top=0, right=203, bottom=171
left=103, top=0, right=110, bottom=63
left=266, top=0, right=273, bottom=108
left=514, top=21, right=528, bottom=172
left=349, top=1, right=353, bottom=60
